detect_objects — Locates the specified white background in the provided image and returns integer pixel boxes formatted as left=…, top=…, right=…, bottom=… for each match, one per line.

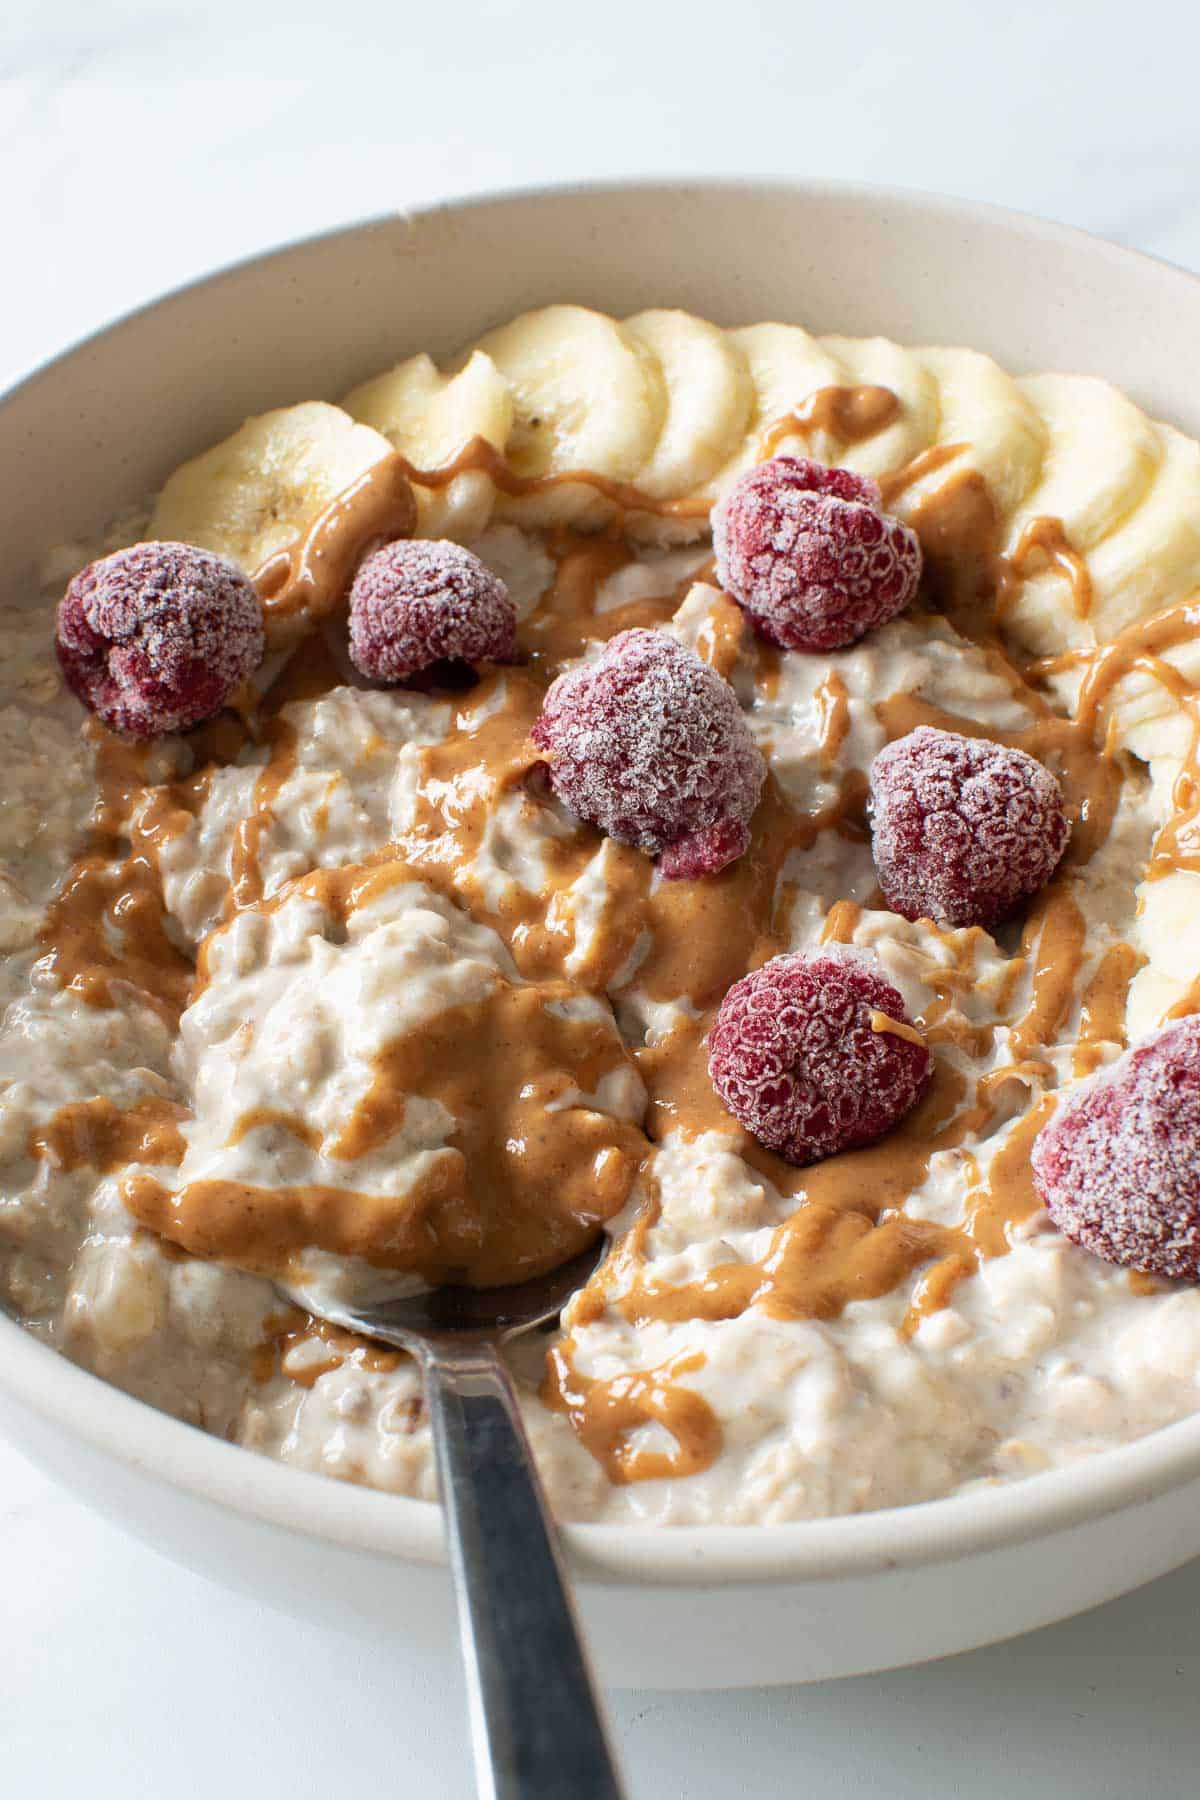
left=4, top=2, right=1200, bottom=1793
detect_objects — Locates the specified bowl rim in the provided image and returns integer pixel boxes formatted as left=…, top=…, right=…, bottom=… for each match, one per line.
left=5, top=174, right=1200, bottom=1589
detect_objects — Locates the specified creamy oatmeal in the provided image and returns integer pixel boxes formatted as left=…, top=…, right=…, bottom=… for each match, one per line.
left=5, top=305, right=1200, bottom=1524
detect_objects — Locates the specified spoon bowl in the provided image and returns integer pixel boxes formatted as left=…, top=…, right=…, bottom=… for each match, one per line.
left=282, top=1238, right=611, bottom=1347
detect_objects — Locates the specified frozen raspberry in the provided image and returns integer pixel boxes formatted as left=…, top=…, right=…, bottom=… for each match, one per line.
left=530, top=628, right=765, bottom=878
left=55, top=542, right=264, bottom=739
left=712, top=456, right=922, bottom=653
left=348, top=539, right=516, bottom=681
left=658, top=815, right=750, bottom=881
left=869, top=725, right=1068, bottom=930
left=708, top=948, right=932, bottom=1164
left=1032, top=1017, right=1200, bottom=1281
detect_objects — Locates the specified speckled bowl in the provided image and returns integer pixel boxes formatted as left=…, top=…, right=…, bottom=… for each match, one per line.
left=3, top=181, right=1200, bottom=1688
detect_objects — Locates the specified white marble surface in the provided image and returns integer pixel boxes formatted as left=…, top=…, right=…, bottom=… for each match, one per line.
left=5, top=1, right=1200, bottom=1793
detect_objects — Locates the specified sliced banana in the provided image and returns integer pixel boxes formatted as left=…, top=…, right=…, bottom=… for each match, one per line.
left=150, top=402, right=393, bottom=572
left=143, top=308, right=1200, bottom=773
left=1085, top=424, right=1200, bottom=639
left=342, top=350, right=512, bottom=467
left=719, top=323, right=845, bottom=472
left=898, top=347, right=1046, bottom=523
left=1104, top=658, right=1200, bottom=769
left=341, top=350, right=512, bottom=540
left=1011, top=374, right=1161, bottom=551
left=1130, top=868, right=1200, bottom=1036
left=622, top=310, right=754, bottom=500
left=818, top=334, right=940, bottom=480
left=1063, top=424, right=1200, bottom=759
left=996, top=374, right=1163, bottom=658
left=470, top=304, right=666, bottom=526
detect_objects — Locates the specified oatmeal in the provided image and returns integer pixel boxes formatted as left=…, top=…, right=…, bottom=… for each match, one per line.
left=5, top=306, right=1200, bottom=1524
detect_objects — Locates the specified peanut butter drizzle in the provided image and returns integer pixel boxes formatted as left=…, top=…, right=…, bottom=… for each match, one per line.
left=252, top=455, right=418, bottom=639
left=820, top=898, right=863, bottom=944
left=227, top=1107, right=322, bottom=1153
left=997, top=516, right=1093, bottom=621
left=899, top=1251, right=977, bottom=1340
left=757, top=385, right=901, bottom=459
left=540, top=1345, right=722, bottom=1484
left=1033, top=595, right=1200, bottom=882
left=122, top=981, right=646, bottom=1289
left=907, top=466, right=1004, bottom=630
left=1004, top=892, right=1088, bottom=1076
left=227, top=718, right=298, bottom=910
left=963, top=1095, right=1056, bottom=1258
left=895, top=1096, right=1061, bottom=1335
left=813, top=670, right=851, bottom=772
left=1073, top=941, right=1142, bottom=1077
left=870, top=1009, right=927, bottom=1048
left=692, top=590, right=747, bottom=681
left=37, top=854, right=192, bottom=1021
left=396, top=665, right=633, bottom=986
left=36, top=727, right=197, bottom=1022
left=386, top=384, right=901, bottom=534
left=877, top=442, right=967, bottom=507
left=521, top=534, right=694, bottom=674
left=29, top=1094, right=187, bottom=1172
left=1165, top=973, right=1200, bottom=1023
left=251, top=1310, right=404, bottom=1389
left=392, top=434, right=710, bottom=522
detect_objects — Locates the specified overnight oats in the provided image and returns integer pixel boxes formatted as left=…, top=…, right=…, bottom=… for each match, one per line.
left=5, top=303, right=1200, bottom=1525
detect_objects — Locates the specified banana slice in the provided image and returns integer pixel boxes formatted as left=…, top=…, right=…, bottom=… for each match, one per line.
left=996, top=374, right=1163, bottom=658
left=818, top=334, right=940, bottom=480
left=1065, top=424, right=1200, bottom=759
left=471, top=304, right=666, bottom=526
left=341, top=350, right=512, bottom=539
left=622, top=310, right=754, bottom=499
left=722, top=323, right=845, bottom=467
left=1129, top=868, right=1200, bottom=1036
left=1104, top=658, right=1200, bottom=769
left=150, top=402, right=393, bottom=572
left=342, top=350, right=512, bottom=467
left=1012, top=374, right=1162, bottom=551
left=897, top=348, right=1046, bottom=525
left=1086, top=424, right=1200, bottom=639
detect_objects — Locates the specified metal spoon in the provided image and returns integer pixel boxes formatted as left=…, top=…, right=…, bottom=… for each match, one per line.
left=281, top=1239, right=627, bottom=1800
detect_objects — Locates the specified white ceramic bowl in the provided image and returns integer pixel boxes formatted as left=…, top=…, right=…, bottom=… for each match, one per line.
left=5, top=181, right=1200, bottom=1691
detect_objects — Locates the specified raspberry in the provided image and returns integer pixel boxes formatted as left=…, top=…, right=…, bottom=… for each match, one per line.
left=348, top=539, right=516, bottom=681
left=657, top=815, right=750, bottom=881
left=712, top=456, right=922, bottom=652
left=707, top=948, right=933, bottom=1164
left=530, top=628, right=765, bottom=878
left=55, top=542, right=264, bottom=739
left=869, top=725, right=1068, bottom=930
left=1032, top=1017, right=1200, bottom=1281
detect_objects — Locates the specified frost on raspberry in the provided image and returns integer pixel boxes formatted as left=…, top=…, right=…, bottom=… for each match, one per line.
left=1032, top=1016, right=1200, bottom=1282
left=707, top=948, right=933, bottom=1164
left=55, top=542, right=265, bottom=739
left=712, top=456, right=922, bottom=653
left=529, top=628, right=766, bottom=879
left=348, top=539, right=517, bottom=681
left=868, top=725, right=1068, bottom=930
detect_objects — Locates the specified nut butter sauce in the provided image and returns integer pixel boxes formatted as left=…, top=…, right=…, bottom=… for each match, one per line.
left=35, top=385, right=1191, bottom=1484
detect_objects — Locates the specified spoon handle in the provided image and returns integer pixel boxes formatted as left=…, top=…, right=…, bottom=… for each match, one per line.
left=421, top=1340, right=628, bottom=1800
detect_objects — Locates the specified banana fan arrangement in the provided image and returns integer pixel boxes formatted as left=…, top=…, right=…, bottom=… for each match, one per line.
left=151, top=302, right=1200, bottom=805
